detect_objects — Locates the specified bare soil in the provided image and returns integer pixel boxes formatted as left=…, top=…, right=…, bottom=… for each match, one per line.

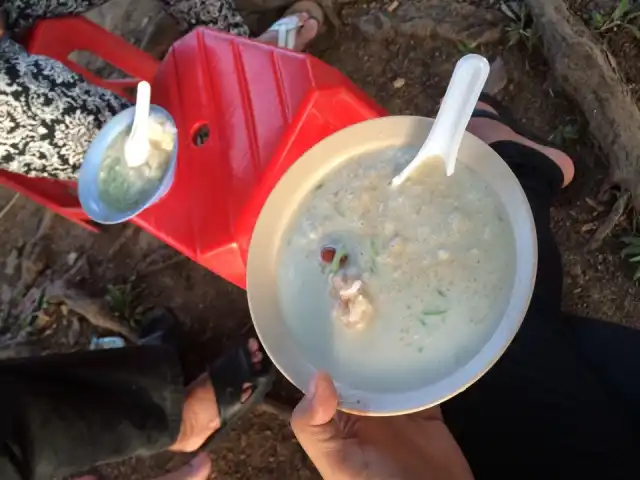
left=2, top=0, right=640, bottom=479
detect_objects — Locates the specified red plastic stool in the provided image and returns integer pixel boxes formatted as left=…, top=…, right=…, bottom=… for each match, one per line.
left=26, top=17, right=159, bottom=101
left=0, top=17, right=160, bottom=231
left=134, top=28, right=387, bottom=288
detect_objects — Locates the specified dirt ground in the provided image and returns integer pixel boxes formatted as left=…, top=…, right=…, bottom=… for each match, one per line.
left=3, top=0, right=640, bottom=479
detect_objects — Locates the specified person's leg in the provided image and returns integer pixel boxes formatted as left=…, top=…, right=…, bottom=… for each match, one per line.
left=158, top=0, right=320, bottom=51
left=0, top=310, right=271, bottom=479
left=0, top=344, right=184, bottom=480
left=564, top=314, right=640, bottom=429
left=4, top=0, right=113, bottom=32
left=465, top=101, right=573, bottom=321
left=159, top=0, right=252, bottom=36
left=0, top=38, right=131, bottom=179
left=441, top=107, right=640, bottom=479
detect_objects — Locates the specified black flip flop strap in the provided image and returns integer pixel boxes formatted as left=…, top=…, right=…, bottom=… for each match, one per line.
left=208, top=341, right=273, bottom=429
left=473, top=94, right=558, bottom=149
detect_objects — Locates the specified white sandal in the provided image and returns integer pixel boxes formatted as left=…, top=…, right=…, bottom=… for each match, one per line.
left=267, top=15, right=303, bottom=49
left=266, top=0, right=325, bottom=50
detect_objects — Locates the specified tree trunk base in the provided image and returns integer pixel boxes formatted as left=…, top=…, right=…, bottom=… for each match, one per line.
left=526, top=0, right=640, bottom=209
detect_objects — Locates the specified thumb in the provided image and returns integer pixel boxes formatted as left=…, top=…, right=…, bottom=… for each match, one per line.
left=291, top=372, right=343, bottom=471
left=156, top=453, right=212, bottom=480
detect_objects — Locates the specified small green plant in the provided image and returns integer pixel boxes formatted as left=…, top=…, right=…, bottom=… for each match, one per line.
left=500, top=1, right=538, bottom=51
left=590, top=0, right=640, bottom=38
left=549, top=122, right=580, bottom=145
left=621, top=235, right=640, bottom=280
left=105, top=282, right=144, bottom=325
left=456, top=40, right=478, bottom=54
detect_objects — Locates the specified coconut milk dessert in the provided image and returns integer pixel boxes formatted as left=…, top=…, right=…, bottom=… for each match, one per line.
left=277, top=146, right=516, bottom=393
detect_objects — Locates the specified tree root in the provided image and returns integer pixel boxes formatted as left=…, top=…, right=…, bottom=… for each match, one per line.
left=135, top=247, right=186, bottom=277
left=106, top=224, right=137, bottom=259
left=587, top=191, right=630, bottom=251
left=525, top=0, right=640, bottom=209
left=0, top=193, right=19, bottom=222
left=47, top=283, right=138, bottom=342
left=14, top=210, right=53, bottom=300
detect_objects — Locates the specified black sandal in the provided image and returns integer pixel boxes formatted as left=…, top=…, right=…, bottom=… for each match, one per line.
left=200, top=337, right=275, bottom=448
left=138, top=309, right=275, bottom=448
left=472, top=92, right=559, bottom=149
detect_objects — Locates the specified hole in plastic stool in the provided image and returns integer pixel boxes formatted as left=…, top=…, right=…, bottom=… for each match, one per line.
left=192, top=124, right=210, bottom=146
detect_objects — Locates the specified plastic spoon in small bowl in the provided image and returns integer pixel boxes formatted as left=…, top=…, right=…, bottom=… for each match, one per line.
left=391, top=54, right=490, bottom=187
left=124, top=81, right=152, bottom=168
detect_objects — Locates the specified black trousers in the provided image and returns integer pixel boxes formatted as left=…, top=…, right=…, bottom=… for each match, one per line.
left=442, top=142, right=640, bottom=479
left=0, top=346, right=184, bottom=480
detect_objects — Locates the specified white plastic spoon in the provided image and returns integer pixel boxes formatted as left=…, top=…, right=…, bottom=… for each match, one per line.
left=391, top=54, right=491, bottom=186
left=124, top=81, right=152, bottom=168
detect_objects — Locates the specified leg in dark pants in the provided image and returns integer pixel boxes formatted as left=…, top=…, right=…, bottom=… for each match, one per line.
left=442, top=142, right=640, bottom=480
left=0, top=311, right=273, bottom=480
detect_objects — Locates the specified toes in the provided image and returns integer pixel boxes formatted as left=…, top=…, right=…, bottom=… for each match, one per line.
left=251, top=349, right=264, bottom=364
left=295, top=18, right=319, bottom=51
left=248, top=337, right=264, bottom=365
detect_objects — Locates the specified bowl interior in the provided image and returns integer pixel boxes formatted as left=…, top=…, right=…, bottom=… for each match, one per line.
left=78, top=105, right=178, bottom=224
left=247, top=116, right=537, bottom=415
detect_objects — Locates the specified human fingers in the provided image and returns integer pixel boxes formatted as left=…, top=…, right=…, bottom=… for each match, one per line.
left=291, top=372, right=346, bottom=476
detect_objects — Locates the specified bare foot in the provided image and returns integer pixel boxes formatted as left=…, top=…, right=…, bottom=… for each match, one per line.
left=169, top=338, right=264, bottom=452
left=256, top=13, right=320, bottom=51
left=466, top=101, right=575, bottom=187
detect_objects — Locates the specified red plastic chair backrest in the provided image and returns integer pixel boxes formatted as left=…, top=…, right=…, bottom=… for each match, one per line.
left=0, top=16, right=160, bottom=230
left=26, top=16, right=159, bottom=101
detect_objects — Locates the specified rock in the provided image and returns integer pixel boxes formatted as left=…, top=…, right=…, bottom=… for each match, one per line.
left=483, top=57, right=508, bottom=96
left=354, top=11, right=392, bottom=39
left=0, top=284, right=12, bottom=305
left=589, top=0, right=622, bottom=12
left=392, top=77, right=406, bottom=88
left=394, top=1, right=504, bottom=44
left=66, top=252, right=79, bottom=266
left=67, top=316, right=81, bottom=346
left=353, top=0, right=505, bottom=45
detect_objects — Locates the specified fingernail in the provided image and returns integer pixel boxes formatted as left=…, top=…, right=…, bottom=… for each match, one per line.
left=295, top=376, right=318, bottom=417
left=307, top=374, right=318, bottom=399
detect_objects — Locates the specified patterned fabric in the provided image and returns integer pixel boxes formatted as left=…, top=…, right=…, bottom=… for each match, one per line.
left=157, top=0, right=249, bottom=36
left=0, top=0, right=249, bottom=179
